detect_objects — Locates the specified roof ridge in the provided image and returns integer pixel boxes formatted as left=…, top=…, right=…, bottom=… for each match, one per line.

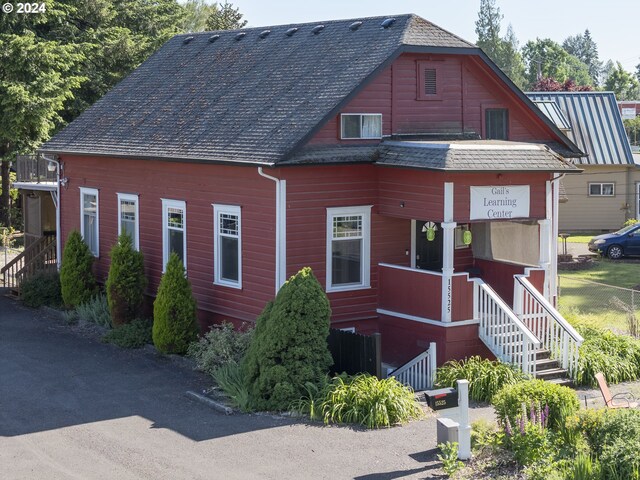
left=403, top=14, right=476, bottom=48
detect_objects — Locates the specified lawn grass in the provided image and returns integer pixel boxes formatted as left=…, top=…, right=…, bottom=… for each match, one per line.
left=558, top=259, right=640, bottom=334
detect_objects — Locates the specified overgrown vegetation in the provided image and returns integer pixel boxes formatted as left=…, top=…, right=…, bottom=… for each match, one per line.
left=437, top=442, right=464, bottom=477
left=106, top=234, right=147, bottom=327
left=187, top=322, right=253, bottom=377
left=436, top=356, right=528, bottom=402
left=212, top=363, right=251, bottom=412
left=295, top=374, right=423, bottom=429
left=60, top=231, right=97, bottom=308
left=152, top=253, right=198, bottom=355
left=20, top=270, right=62, bottom=308
left=242, top=267, right=332, bottom=411
left=102, top=318, right=152, bottom=348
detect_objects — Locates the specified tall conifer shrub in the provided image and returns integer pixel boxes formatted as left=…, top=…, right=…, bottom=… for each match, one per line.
left=60, top=230, right=97, bottom=308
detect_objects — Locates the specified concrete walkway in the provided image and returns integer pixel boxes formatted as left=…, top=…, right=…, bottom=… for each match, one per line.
left=0, top=297, right=497, bottom=480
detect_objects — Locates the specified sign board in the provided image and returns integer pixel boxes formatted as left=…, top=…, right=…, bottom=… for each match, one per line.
left=622, top=108, right=636, bottom=120
left=470, top=185, right=530, bottom=220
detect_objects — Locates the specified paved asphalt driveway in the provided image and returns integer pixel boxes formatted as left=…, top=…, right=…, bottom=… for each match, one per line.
left=0, top=296, right=463, bottom=480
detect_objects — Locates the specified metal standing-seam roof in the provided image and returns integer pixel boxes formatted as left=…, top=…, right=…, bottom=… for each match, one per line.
left=527, top=91, right=635, bottom=166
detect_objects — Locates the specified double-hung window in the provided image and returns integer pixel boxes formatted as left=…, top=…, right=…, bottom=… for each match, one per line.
left=162, top=199, right=186, bottom=270
left=326, top=206, right=371, bottom=292
left=340, top=114, right=382, bottom=139
left=117, top=193, right=139, bottom=250
left=80, top=187, right=99, bottom=257
left=213, top=204, right=241, bottom=288
left=589, top=183, right=615, bottom=196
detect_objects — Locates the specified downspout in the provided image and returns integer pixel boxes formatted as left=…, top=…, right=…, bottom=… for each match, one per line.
left=42, top=155, right=62, bottom=269
left=257, top=167, right=286, bottom=294
left=549, top=173, right=565, bottom=306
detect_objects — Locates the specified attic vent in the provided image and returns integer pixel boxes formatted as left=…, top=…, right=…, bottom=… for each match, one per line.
left=235, top=32, right=246, bottom=41
left=259, top=30, right=271, bottom=39
left=424, top=68, right=437, bottom=95
left=349, top=21, right=363, bottom=31
left=380, top=18, right=396, bottom=29
left=311, top=25, right=325, bottom=34
left=285, top=27, right=299, bottom=37
left=183, top=36, right=194, bottom=44
left=208, top=35, right=220, bottom=43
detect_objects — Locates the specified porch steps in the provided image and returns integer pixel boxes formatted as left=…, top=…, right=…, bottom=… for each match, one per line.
left=534, top=348, right=572, bottom=386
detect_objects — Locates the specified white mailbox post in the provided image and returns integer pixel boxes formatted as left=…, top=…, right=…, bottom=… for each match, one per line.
left=457, top=379, right=471, bottom=460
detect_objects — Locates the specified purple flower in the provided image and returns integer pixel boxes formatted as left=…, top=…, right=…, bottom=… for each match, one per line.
left=504, top=417, right=513, bottom=437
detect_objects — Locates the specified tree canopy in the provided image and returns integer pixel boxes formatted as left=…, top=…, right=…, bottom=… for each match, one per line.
left=605, top=62, right=640, bottom=101
left=522, top=38, right=593, bottom=88
left=562, top=29, right=602, bottom=85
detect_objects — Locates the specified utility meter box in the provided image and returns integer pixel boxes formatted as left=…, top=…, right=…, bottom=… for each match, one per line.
left=424, top=388, right=458, bottom=411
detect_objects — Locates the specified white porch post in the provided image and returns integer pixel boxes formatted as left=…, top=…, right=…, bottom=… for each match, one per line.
left=441, top=182, right=455, bottom=323
left=550, top=178, right=561, bottom=306
left=538, top=180, right=553, bottom=300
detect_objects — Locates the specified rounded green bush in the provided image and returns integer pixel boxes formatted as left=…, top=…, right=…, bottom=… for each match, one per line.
left=106, top=233, right=147, bottom=327
left=152, top=253, right=198, bottom=354
left=20, top=271, right=62, bottom=308
left=242, top=267, right=333, bottom=411
left=492, top=379, right=579, bottom=429
left=60, top=230, right=97, bottom=308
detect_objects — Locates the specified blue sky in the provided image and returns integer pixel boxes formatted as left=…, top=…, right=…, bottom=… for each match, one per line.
left=230, top=0, right=640, bottom=72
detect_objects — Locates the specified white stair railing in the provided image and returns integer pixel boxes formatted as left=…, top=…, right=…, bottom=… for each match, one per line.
left=474, top=279, right=540, bottom=377
left=390, top=342, right=437, bottom=391
left=513, top=276, right=583, bottom=377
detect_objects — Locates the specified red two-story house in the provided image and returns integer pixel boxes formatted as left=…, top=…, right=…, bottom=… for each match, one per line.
left=19, top=14, right=585, bottom=378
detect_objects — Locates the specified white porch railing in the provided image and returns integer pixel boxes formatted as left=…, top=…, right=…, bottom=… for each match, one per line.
left=391, top=342, right=437, bottom=391
left=474, top=279, right=540, bottom=377
left=513, top=276, right=583, bottom=377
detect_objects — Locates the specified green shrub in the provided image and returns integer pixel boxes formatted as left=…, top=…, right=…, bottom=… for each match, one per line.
left=299, top=374, right=423, bottom=429
left=75, top=293, right=112, bottom=328
left=187, top=322, right=253, bottom=377
left=436, top=356, right=528, bottom=402
left=152, top=253, right=198, bottom=355
left=242, top=267, right=333, bottom=411
left=561, top=453, right=601, bottom=480
left=212, top=363, right=251, bottom=412
left=492, top=379, right=579, bottom=429
left=105, top=234, right=147, bottom=327
left=437, top=442, right=464, bottom=476
left=102, top=318, right=152, bottom=348
left=60, top=230, right=97, bottom=308
left=20, top=271, right=62, bottom=308
left=503, top=403, right=552, bottom=467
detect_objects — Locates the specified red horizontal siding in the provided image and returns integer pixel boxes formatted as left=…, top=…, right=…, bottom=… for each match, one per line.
left=378, top=266, right=442, bottom=320
left=474, top=258, right=527, bottom=305
left=59, top=155, right=277, bottom=326
left=451, top=275, right=474, bottom=321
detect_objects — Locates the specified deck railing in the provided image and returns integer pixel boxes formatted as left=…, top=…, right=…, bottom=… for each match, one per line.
left=1, top=234, right=56, bottom=289
left=514, top=275, right=583, bottom=377
left=16, top=154, right=57, bottom=184
left=390, top=342, right=437, bottom=391
left=474, top=278, right=539, bottom=377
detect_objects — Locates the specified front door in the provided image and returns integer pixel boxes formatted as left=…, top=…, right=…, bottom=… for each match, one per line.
left=415, top=220, right=443, bottom=271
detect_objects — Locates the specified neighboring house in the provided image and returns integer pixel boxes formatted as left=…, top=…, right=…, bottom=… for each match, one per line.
left=618, top=100, right=640, bottom=120
left=528, top=91, right=640, bottom=231
left=12, top=15, right=583, bottom=374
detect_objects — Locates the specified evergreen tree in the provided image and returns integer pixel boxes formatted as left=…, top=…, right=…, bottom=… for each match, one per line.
left=60, top=230, right=97, bottom=308
left=205, top=2, right=247, bottom=31
left=605, top=62, right=640, bottom=101
left=242, top=267, right=332, bottom=411
left=497, top=25, right=526, bottom=90
left=152, top=253, right=198, bottom=354
left=106, top=234, right=147, bottom=327
left=563, top=30, right=602, bottom=86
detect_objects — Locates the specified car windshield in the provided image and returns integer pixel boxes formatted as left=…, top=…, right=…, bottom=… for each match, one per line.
left=614, top=224, right=640, bottom=235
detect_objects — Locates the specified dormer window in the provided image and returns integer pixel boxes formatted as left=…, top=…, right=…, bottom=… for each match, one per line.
left=340, top=114, right=382, bottom=139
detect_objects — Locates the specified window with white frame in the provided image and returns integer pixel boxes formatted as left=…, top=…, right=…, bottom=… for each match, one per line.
left=326, top=206, right=371, bottom=292
left=340, top=114, right=382, bottom=139
left=589, top=183, right=615, bottom=196
left=80, top=187, right=99, bottom=257
left=213, top=204, right=241, bottom=288
left=162, top=199, right=186, bottom=270
left=117, top=193, right=139, bottom=250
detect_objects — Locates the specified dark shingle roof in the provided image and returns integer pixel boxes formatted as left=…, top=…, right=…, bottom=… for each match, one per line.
left=41, top=14, right=475, bottom=164
left=282, top=141, right=580, bottom=172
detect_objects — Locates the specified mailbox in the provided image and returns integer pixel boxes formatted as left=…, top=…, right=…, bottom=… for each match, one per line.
left=424, top=387, right=458, bottom=411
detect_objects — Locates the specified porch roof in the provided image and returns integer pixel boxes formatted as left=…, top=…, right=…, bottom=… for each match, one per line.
left=281, top=140, right=581, bottom=172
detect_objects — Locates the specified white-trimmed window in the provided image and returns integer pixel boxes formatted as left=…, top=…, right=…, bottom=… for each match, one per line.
left=80, top=187, right=99, bottom=257
left=589, top=183, right=615, bottom=196
left=162, top=199, right=186, bottom=270
left=117, top=193, right=139, bottom=250
left=340, top=114, right=382, bottom=139
left=326, top=206, right=371, bottom=292
left=213, top=204, right=242, bottom=288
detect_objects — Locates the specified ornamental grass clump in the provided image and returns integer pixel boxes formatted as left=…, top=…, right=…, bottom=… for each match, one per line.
left=242, top=267, right=332, bottom=411
left=60, top=230, right=97, bottom=308
left=152, top=253, right=198, bottom=355
left=436, top=356, right=528, bottom=403
left=297, top=374, right=423, bottom=429
left=106, top=233, right=147, bottom=327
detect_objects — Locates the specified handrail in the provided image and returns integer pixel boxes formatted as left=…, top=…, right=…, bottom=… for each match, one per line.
left=474, top=278, right=539, bottom=377
left=378, top=262, right=470, bottom=277
left=1, top=234, right=53, bottom=275
left=390, top=342, right=437, bottom=391
left=516, top=276, right=583, bottom=343
left=1, top=234, right=56, bottom=289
